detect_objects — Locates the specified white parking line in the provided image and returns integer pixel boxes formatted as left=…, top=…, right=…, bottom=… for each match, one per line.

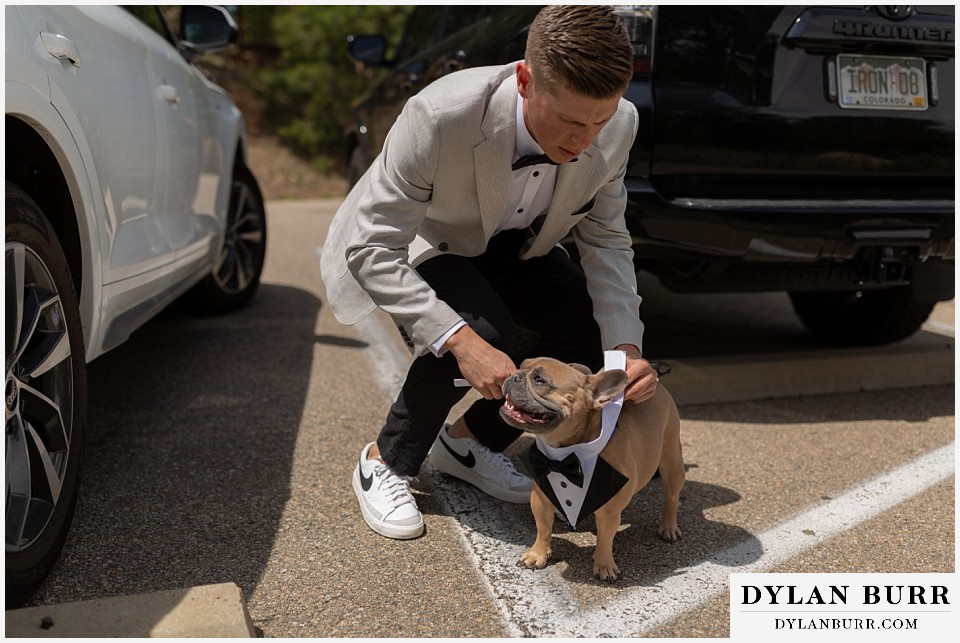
left=563, top=444, right=954, bottom=636
left=350, top=306, right=955, bottom=637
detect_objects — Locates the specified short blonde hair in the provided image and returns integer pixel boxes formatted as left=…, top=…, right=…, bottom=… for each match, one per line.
left=524, top=5, right=633, bottom=99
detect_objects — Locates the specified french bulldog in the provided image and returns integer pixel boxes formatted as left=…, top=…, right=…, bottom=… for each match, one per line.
left=500, top=356, right=684, bottom=581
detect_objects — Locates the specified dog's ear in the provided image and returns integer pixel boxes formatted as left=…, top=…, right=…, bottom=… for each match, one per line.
left=590, top=369, right=628, bottom=407
left=568, top=363, right=593, bottom=376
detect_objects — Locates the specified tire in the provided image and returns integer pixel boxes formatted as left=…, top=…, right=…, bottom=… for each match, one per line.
left=5, top=181, right=87, bottom=607
left=186, top=164, right=267, bottom=313
left=789, top=287, right=934, bottom=347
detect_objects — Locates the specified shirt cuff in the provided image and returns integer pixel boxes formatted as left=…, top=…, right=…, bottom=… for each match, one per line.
left=430, top=320, right=467, bottom=356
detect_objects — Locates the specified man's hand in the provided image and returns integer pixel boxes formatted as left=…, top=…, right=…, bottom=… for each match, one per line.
left=444, top=326, right=517, bottom=400
left=615, top=343, right=658, bottom=404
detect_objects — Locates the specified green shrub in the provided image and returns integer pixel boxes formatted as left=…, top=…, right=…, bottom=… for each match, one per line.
left=260, top=5, right=412, bottom=164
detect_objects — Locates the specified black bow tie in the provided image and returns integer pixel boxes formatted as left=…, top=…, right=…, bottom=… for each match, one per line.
left=512, top=154, right=558, bottom=171
left=528, top=445, right=584, bottom=487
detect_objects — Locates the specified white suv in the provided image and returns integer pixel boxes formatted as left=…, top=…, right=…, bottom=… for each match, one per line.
left=5, top=5, right=267, bottom=603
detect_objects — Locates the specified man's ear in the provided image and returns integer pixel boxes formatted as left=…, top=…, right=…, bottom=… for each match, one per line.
left=590, top=369, right=628, bottom=407
left=517, top=61, right=533, bottom=98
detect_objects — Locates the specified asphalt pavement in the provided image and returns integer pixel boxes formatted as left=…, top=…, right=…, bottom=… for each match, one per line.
left=6, top=199, right=954, bottom=638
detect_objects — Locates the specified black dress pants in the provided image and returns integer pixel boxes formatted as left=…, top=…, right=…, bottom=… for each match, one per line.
left=377, top=230, right=603, bottom=477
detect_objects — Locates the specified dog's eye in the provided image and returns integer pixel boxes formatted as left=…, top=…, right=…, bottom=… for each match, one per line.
left=533, top=374, right=548, bottom=386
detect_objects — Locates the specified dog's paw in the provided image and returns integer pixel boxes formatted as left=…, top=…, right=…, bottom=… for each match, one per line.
left=517, top=548, right=550, bottom=570
left=657, top=522, right=682, bottom=543
left=593, top=557, right=621, bottom=582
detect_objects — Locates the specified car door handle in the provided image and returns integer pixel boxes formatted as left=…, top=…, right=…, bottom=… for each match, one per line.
left=158, top=85, right=181, bottom=104
left=40, top=32, right=80, bottom=67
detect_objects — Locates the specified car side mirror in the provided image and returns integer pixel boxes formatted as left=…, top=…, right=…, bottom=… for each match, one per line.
left=347, top=34, right=389, bottom=67
left=179, top=5, right=238, bottom=57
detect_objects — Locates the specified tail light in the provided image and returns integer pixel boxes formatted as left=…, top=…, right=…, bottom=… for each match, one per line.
left=614, top=5, right=656, bottom=76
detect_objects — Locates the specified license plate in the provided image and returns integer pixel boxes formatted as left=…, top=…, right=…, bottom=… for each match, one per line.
left=837, top=54, right=928, bottom=111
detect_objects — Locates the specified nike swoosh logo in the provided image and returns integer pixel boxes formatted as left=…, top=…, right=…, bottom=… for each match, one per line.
left=359, top=458, right=374, bottom=492
left=438, top=434, right=476, bottom=468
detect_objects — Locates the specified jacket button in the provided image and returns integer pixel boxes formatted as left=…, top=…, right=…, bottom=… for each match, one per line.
left=438, top=242, right=449, bottom=252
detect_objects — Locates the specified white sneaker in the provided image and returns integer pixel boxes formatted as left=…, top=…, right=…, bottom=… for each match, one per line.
left=352, top=443, right=424, bottom=539
left=428, top=424, right=532, bottom=503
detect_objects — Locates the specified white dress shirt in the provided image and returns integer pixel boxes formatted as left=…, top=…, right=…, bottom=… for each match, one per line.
left=495, top=96, right=559, bottom=233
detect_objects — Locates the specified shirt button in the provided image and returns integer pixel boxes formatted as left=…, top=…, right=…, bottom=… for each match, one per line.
left=565, top=500, right=573, bottom=507
left=560, top=481, right=568, bottom=488
left=533, top=171, right=540, bottom=177
left=438, top=242, right=449, bottom=251
left=517, top=208, right=524, bottom=214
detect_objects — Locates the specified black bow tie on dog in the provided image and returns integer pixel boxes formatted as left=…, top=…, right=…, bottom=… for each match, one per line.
left=512, top=154, right=558, bottom=171
left=528, top=445, right=584, bottom=487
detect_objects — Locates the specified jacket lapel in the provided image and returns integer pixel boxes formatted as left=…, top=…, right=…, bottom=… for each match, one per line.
left=520, top=148, right=604, bottom=258
left=474, top=73, right=519, bottom=239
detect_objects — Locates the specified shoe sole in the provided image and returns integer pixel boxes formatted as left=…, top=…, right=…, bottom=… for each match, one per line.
left=352, top=469, right=424, bottom=540
left=428, top=449, right=531, bottom=504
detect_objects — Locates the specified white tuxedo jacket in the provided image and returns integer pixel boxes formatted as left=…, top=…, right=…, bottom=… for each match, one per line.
left=320, top=62, right=645, bottom=357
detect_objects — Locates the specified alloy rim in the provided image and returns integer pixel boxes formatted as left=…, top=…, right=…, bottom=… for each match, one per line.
left=213, top=177, right=265, bottom=294
left=5, top=242, right=74, bottom=553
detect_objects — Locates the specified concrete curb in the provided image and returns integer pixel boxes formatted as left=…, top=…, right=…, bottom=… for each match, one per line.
left=5, top=582, right=256, bottom=638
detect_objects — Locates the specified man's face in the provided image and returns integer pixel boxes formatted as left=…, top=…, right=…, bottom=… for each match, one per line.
left=517, top=62, right=621, bottom=164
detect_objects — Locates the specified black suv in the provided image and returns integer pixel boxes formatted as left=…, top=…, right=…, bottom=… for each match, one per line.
left=344, top=5, right=954, bottom=346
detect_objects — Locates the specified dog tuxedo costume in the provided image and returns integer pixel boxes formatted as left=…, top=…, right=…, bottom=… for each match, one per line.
left=522, top=351, right=629, bottom=529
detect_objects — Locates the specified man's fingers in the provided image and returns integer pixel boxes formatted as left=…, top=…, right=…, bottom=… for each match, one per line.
left=625, top=370, right=658, bottom=403
left=478, top=385, right=504, bottom=400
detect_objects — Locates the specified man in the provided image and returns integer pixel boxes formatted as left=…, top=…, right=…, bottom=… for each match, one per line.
left=320, top=5, right=658, bottom=539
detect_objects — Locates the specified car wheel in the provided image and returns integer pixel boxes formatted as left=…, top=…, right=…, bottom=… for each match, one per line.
left=5, top=181, right=87, bottom=607
left=789, top=288, right=934, bottom=346
left=187, top=164, right=266, bottom=313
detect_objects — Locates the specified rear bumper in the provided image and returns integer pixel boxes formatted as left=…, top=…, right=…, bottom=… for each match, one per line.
left=623, top=179, right=954, bottom=299
left=624, top=179, right=955, bottom=263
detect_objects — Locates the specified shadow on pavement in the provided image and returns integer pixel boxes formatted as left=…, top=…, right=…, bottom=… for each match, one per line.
left=636, top=271, right=953, bottom=360
left=549, top=475, right=752, bottom=588
left=678, top=381, right=954, bottom=425
left=23, top=283, right=320, bottom=608
left=419, top=439, right=755, bottom=590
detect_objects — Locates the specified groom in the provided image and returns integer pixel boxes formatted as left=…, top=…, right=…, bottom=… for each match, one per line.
left=320, top=5, right=658, bottom=539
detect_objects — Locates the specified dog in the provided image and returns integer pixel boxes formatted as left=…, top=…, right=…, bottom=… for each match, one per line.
left=500, top=356, right=684, bottom=581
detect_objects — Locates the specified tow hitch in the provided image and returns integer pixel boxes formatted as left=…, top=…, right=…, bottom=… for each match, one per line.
left=855, top=246, right=914, bottom=286
left=856, top=246, right=917, bottom=286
